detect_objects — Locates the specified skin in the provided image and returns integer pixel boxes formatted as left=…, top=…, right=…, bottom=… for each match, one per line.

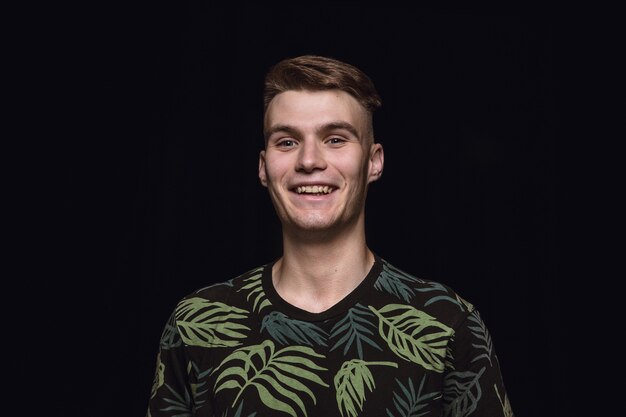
left=259, top=89, right=384, bottom=312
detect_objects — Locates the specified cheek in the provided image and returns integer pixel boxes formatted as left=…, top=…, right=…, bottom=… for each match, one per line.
left=264, top=157, right=289, bottom=183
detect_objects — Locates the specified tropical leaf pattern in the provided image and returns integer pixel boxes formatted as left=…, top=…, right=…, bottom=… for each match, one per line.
left=187, top=361, right=212, bottom=411
left=160, top=313, right=182, bottom=349
left=237, top=270, right=272, bottom=313
left=494, top=383, right=514, bottom=417
left=442, top=367, right=485, bottom=417
left=261, top=311, right=328, bottom=346
left=369, top=304, right=453, bottom=372
left=222, top=401, right=257, bottom=417
left=213, top=339, right=329, bottom=417
left=467, top=310, right=493, bottom=366
left=160, top=383, right=193, bottom=417
left=175, top=298, right=250, bottom=348
left=330, top=303, right=382, bottom=359
left=150, top=352, right=165, bottom=399
left=334, top=359, right=397, bottom=417
left=148, top=260, right=514, bottom=417
left=415, top=282, right=467, bottom=312
left=386, top=375, right=440, bottom=417
left=374, top=262, right=421, bottom=302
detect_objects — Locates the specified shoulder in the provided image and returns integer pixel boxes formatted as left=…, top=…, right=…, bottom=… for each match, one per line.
left=375, top=257, right=475, bottom=329
left=176, top=263, right=269, bottom=306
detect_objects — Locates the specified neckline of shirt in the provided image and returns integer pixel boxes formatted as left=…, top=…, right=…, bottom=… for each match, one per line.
left=261, top=254, right=383, bottom=322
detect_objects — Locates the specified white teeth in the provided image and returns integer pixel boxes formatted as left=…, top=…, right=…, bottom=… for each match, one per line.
left=296, top=185, right=334, bottom=194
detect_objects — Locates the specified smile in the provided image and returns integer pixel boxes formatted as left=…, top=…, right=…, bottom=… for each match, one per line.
left=295, top=185, right=335, bottom=195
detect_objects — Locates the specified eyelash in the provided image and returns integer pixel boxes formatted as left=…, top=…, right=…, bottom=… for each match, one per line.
left=275, top=137, right=346, bottom=147
left=277, top=139, right=296, bottom=147
left=327, top=137, right=345, bottom=144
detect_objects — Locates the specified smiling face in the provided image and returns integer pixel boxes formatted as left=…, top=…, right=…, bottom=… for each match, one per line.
left=259, top=89, right=384, bottom=237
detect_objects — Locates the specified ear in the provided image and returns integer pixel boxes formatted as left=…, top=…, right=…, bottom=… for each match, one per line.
left=367, top=142, right=384, bottom=184
left=258, top=150, right=268, bottom=187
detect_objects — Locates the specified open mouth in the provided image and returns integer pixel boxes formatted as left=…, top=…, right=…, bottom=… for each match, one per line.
left=294, top=185, right=335, bottom=196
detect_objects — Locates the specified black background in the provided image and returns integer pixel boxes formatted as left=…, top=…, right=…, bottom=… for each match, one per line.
left=51, top=4, right=562, bottom=416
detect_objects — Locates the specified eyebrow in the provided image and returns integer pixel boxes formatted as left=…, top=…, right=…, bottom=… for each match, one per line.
left=264, top=121, right=360, bottom=141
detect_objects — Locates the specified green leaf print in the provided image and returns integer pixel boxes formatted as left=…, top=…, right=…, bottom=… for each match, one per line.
left=386, top=375, right=440, bottom=417
left=150, top=352, right=165, bottom=399
left=334, top=359, right=398, bottom=417
left=175, top=298, right=250, bottom=348
left=213, top=340, right=329, bottom=417
left=442, top=367, right=485, bottom=417
left=222, top=401, right=258, bottom=417
left=261, top=311, right=328, bottom=346
left=330, top=303, right=382, bottom=359
left=374, top=262, right=421, bottom=302
left=238, top=270, right=272, bottom=313
left=416, top=283, right=471, bottom=312
left=369, top=304, right=453, bottom=372
left=494, top=383, right=513, bottom=417
left=160, top=313, right=182, bottom=349
left=467, top=310, right=493, bottom=366
left=161, top=383, right=193, bottom=417
left=188, top=361, right=212, bottom=411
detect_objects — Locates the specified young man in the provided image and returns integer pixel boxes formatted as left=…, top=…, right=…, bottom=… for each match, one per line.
left=147, top=55, right=514, bottom=417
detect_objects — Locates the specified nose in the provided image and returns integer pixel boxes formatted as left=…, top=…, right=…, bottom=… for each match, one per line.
left=296, top=140, right=327, bottom=173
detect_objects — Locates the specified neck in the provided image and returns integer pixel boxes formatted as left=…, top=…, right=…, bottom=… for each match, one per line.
left=272, top=219, right=375, bottom=313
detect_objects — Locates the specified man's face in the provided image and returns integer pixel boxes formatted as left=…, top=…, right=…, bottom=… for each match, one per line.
left=259, top=89, right=383, bottom=236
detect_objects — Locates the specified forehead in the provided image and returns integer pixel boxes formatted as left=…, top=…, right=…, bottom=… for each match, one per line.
left=264, top=90, right=369, bottom=132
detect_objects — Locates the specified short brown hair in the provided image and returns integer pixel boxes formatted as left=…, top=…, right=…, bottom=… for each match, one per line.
left=263, top=55, right=382, bottom=115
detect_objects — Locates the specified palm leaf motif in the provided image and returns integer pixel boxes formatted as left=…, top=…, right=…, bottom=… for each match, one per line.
left=467, top=310, right=493, bottom=366
left=386, top=375, right=441, bottom=417
left=221, top=401, right=258, bottom=417
left=335, top=359, right=398, bottom=417
left=415, top=282, right=467, bottom=312
left=150, top=352, right=165, bottom=399
left=188, top=361, right=212, bottom=411
left=175, top=298, right=250, bottom=348
left=161, top=383, right=193, bottom=417
left=160, top=312, right=182, bottom=349
left=237, top=270, right=272, bottom=313
left=494, top=383, right=513, bottom=417
left=442, top=367, right=485, bottom=417
left=261, top=311, right=328, bottom=346
left=369, top=304, right=453, bottom=372
left=375, top=262, right=421, bottom=302
left=330, top=303, right=382, bottom=359
left=213, top=340, right=329, bottom=417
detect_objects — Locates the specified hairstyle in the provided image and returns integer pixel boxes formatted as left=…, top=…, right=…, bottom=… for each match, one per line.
left=263, top=55, right=382, bottom=117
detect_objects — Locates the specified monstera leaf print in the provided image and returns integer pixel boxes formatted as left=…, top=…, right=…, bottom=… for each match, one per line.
left=442, top=367, right=485, bottom=417
left=374, top=262, right=421, bottom=302
left=467, top=310, right=493, bottom=366
left=175, top=298, right=250, bottom=348
left=334, top=359, right=397, bottom=417
left=213, top=340, right=329, bottom=417
left=369, top=304, right=453, bottom=372
left=261, top=311, right=328, bottom=346
left=386, top=375, right=440, bottom=417
left=330, top=303, right=382, bottom=359
left=237, top=270, right=272, bottom=313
